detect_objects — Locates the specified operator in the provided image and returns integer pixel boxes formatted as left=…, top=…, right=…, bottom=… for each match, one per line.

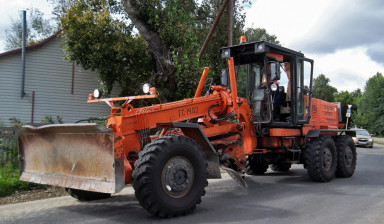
left=262, top=63, right=282, bottom=121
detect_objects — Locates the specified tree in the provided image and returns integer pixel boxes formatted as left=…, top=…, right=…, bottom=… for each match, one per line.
left=60, top=0, right=251, bottom=100
left=60, top=0, right=153, bottom=96
left=334, top=90, right=359, bottom=124
left=122, top=0, right=250, bottom=99
left=312, top=74, right=338, bottom=102
left=353, top=73, right=384, bottom=135
left=244, top=27, right=279, bottom=44
left=5, top=8, right=56, bottom=50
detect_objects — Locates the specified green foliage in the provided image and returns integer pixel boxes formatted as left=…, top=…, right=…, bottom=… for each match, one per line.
left=0, top=164, right=26, bottom=197
left=312, top=74, right=338, bottom=102
left=0, top=128, right=47, bottom=197
left=334, top=90, right=361, bottom=124
left=244, top=27, right=279, bottom=44
left=353, top=73, right=384, bottom=135
left=0, top=137, right=45, bottom=197
left=40, top=115, right=64, bottom=124
left=9, top=117, right=24, bottom=128
left=5, top=8, right=57, bottom=50
left=0, top=163, right=46, bottom=197
left=61, top=0, right=153, bottom=95
left=59, top=0, right=251, bottom=100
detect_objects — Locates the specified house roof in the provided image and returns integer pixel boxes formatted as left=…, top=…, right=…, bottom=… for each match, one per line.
left=0, top=30, right=63, bottom=58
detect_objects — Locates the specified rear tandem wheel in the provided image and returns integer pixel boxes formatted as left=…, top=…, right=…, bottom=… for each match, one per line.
left=335, top=135, right=357, bottom=178
left=305, top=136, right=337, bottom=182
left=245, top=155, right=269, bottom=175
left=271, top=162, right=292, bottom=172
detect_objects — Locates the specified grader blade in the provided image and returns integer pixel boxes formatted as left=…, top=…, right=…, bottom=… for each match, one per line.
left=18, top=124, right=125, bottom=194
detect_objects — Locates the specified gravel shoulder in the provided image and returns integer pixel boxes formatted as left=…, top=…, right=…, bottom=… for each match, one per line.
left=0, top=187, right=67, bottom=206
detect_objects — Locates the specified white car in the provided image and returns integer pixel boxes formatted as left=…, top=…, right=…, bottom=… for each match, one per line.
left=352, top=129, right=374, bottom=148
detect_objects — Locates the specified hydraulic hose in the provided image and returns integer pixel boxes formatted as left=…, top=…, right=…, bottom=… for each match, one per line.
left=208, top=103, right=234, bottom=122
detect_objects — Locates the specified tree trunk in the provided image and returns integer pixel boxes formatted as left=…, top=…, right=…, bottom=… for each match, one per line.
left=122, top=0, right=176, bottom=83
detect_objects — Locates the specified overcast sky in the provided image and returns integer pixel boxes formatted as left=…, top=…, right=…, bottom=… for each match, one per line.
left=0, top=0, right=383, bottom=92
left=245, top=0, right=384, bottom=92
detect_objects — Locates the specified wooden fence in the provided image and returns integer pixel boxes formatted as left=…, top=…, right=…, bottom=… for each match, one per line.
left=0, top=127, right=18, bottom=167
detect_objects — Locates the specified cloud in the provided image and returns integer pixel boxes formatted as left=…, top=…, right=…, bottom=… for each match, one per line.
left=309, top=47, right=384, bottom=91
left=298, top=0, right=384, bottom=64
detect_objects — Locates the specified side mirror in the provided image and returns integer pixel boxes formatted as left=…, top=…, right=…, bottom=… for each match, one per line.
left=270, top=62, right=280, bottom=81
left=221, top=69, right=229, bottom=87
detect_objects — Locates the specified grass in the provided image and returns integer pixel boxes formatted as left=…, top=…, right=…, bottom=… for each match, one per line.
left=0, top=162, right=47, bottom=197
left=0, top=141, right=48, bottom=198
left=0, top=163, right=26, bottom=197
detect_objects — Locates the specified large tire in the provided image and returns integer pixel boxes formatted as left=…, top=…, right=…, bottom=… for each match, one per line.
left=305, top=136, right=337, bottom=182
left=245, top=155, right=268, bottom=175
left=271, top=163, right=292, bottom=172
left=132, top=135, right=208, bottom=217
left=335, top=135, right=357, bottom=178
left=65, top=188, right=111, bottom=201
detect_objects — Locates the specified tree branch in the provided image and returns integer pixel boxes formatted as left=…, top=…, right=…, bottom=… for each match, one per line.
left=122, top=0, right=175, bottom=82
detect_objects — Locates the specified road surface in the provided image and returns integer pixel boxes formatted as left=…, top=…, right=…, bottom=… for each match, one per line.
left=1, top=145, right=384, bottom=224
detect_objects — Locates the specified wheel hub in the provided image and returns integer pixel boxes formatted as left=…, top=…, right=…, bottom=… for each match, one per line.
left=323, top=147, right=333, bottom=171
left=161, top=156, right=194, bottom=198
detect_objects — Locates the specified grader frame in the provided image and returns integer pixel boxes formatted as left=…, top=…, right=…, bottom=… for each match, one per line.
left=18, top=40, right=356, bottom=217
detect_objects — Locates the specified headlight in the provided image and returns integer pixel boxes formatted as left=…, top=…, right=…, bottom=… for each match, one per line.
left=271, top=83, right=278, bottom=92
left=143, top=83, right=151, bottom=94
left=255, top=43, right=265, bottom=52
left=368, top=139, right=373, bottom=142
left=93, top=89, right=102, bottom=99
left=221, top=48, right=231, bottom=58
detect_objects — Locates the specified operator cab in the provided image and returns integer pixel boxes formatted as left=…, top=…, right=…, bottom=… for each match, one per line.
left=221, top=41, right=313, bottom=128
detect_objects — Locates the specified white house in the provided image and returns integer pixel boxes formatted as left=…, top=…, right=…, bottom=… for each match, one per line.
left=0, top=32, right=120, bottom=126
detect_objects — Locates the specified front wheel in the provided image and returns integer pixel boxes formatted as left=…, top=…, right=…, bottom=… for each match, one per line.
left=132, top=135, right=208, bottom=217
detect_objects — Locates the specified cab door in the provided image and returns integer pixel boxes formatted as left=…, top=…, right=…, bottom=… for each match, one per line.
left=294, top=57, right=313, bottom=124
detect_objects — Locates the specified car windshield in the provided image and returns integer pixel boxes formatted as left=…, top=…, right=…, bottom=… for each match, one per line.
left=356, top=130, right=370, bottom=136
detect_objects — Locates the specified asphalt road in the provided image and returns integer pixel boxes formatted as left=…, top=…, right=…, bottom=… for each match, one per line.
left=1, top=145, right=384, bottom=224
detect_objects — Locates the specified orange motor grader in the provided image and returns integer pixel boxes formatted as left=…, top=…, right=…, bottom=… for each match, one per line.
left=18, top=40, right=356, bottom=217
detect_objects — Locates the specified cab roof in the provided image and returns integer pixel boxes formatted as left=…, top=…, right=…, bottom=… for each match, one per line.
left=221, top=41, right=305, bottom=65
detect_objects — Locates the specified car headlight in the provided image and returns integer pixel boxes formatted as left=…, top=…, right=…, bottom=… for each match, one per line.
left=368, top=139, right=373, bottom=142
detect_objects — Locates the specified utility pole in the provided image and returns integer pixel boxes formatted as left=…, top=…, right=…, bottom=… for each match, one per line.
left=199, top=0, right=234, bottom=61
left=228, top=0, right=233, bottom=46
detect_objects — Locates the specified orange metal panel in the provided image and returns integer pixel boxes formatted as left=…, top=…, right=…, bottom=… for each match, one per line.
left=269, top=128, right=301, bottom=136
